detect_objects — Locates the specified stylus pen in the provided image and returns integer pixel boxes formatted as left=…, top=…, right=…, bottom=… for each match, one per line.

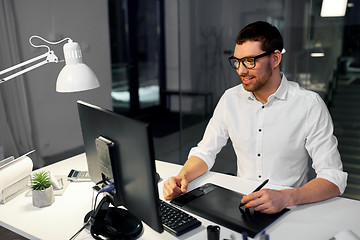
left=239, top=179, right=269, bottom=208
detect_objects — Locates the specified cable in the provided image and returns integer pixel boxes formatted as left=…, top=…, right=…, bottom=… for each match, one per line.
left=98, top=183, right=114, bottom=194
left=69, top=220, right=91, bottom=240
left=68, top=184, right=115, bottom=240
left=69, top=190, right=100, bottom=240
left=93, top=190, right=102, bottom=213
left=29, top=35, right=72, bottom=52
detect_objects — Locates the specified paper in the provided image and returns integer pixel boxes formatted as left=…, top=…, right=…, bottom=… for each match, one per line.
left=0, top=156, right=15, bottom=168
left=0, top=155, right=33, bottom=201
left=0, top=150, right=34, bottom=170
left=330, top=229, right=360, bottom=240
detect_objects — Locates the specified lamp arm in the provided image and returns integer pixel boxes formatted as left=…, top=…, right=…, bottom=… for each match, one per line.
left=0, top=51, right=58, bottom=84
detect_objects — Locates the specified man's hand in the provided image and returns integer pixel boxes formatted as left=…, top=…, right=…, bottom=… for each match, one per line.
left=163, top=176, right=189, bottom=200
left=241, top=189, right=291, bottom=214
left=241, top=178, right=341, bottom=214
left=163, top=156, right=208, bottom=200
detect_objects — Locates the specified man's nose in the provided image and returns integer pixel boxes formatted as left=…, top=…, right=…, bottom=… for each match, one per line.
left=236, top=62, right=248, bottom=76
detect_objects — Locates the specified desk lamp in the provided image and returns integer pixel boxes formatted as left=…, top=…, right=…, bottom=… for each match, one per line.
left=0, top=36, right=100, bottom=92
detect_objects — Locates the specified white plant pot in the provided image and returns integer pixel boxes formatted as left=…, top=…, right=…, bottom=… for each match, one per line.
left=32, top=185, right=55, bottom=208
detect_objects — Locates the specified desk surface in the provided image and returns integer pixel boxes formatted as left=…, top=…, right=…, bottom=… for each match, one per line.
left=0, top=153, right=359, bottom=240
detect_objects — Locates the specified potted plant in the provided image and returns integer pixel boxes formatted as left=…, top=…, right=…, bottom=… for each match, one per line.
left=30, top=171, right=54, bottom=207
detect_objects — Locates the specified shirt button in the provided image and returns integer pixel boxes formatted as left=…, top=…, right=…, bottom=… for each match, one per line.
left=258, top=175, right=261, bottom=178
left=259, top=129, right=262, bottom=132
left=257, top=154, right=261, bottom=157
left=262, top=106, right=265, bottom=109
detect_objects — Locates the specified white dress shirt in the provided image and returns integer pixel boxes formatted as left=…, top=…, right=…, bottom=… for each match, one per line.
left=189, top=73, right=347, bottom=193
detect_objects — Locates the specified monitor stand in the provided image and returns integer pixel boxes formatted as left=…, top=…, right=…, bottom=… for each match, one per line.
left=85, top=195, right=143, bottom=239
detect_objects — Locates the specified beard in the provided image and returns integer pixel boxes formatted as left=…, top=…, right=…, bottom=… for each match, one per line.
left=241, top=62, right=273, bottom=93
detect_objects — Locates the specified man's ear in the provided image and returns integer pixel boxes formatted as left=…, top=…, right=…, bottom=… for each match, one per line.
left=272, top=50, right=282, bottom=69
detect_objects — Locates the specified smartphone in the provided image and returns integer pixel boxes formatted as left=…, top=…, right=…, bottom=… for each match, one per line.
left=67, top=169, right=91, bottom=182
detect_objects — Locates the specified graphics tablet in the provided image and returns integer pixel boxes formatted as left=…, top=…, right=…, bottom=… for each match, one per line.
left=170, top=183, right=290, bottom=238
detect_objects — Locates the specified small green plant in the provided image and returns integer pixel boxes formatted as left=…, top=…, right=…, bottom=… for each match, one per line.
left=31, top=171, right=51, bottom=191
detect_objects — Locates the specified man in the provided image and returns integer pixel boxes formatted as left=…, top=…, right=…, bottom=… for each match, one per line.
left=163, top=21, right=348, bottom=214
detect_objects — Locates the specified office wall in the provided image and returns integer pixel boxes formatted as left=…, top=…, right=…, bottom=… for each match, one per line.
left=12, top=0, right=112, bottom=164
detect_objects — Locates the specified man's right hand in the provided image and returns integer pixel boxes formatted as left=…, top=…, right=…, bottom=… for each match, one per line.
left=163, top=156, right=208, bottom=200
left=163, top=175, right=189, bottom=200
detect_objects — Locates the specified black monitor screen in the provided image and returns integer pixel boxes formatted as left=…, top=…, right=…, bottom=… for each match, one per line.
left=77, top=100, right=163, bottom=233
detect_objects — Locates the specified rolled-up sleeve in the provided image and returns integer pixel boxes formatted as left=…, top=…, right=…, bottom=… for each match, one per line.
left=188, top=95, right=230, bottom=171
left=305, top=94, right=348, bottom=194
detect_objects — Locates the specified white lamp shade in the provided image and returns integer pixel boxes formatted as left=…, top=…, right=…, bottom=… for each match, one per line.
left=56, top=40, right=100, bottom=92
left=56, top=63, right=100, bottom=92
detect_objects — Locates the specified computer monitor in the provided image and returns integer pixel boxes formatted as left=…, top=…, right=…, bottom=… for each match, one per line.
left=77, top=100, right=164, bottom=237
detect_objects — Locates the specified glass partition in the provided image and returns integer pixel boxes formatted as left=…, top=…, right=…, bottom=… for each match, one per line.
left=172, top=0, right=360, bottom=200
left=108, top=0, right=360, bottom=200
left=109, top=0, right=163, bottom=114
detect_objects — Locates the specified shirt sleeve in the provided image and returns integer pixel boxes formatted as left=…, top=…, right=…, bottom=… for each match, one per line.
left=188, top=94, right=230, bottom=171
left=305, top=94, right=348, bottom=194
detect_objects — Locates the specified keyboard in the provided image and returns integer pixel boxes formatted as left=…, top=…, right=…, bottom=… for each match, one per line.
left=160, top=200, right=201, bottom=236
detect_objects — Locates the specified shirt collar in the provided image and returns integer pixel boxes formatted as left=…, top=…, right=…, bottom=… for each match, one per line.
left=273, top=72, right=288, bottom=101
left=247, top=72, right=288, bottom=102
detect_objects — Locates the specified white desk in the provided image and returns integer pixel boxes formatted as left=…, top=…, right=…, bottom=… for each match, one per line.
left=0, top=153, right=359, bottom=240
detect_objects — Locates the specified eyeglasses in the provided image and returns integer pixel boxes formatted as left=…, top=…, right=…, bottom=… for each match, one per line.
left=228, top=51, right=273, bottom=69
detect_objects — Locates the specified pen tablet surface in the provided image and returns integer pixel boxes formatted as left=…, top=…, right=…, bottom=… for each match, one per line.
left=170, top=183, right=290, bottom=238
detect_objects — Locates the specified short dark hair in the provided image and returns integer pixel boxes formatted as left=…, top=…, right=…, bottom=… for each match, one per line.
left=235, top=21, right=283, bottom=53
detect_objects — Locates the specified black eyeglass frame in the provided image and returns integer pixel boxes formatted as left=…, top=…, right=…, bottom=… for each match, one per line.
left=228, top=51, right=273, bottom=69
